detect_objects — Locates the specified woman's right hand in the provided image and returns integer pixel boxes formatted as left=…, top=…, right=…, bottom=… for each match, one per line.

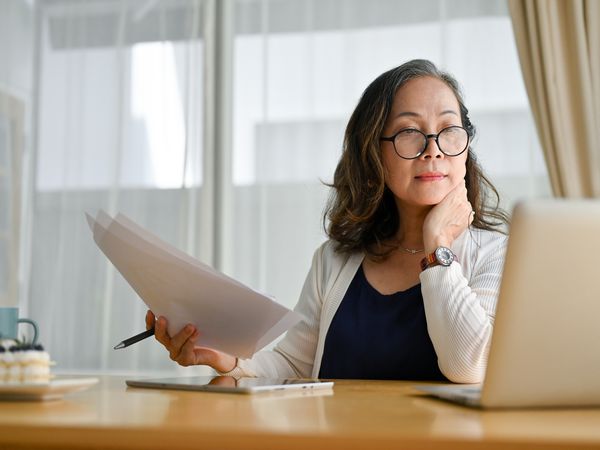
left=145, top=310, right=237, bottom=373
left=422, top=180, right=473, bottom=254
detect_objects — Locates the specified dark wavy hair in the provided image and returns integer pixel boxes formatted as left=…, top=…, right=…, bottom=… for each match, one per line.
left=324, top=59, right=509, bottom=258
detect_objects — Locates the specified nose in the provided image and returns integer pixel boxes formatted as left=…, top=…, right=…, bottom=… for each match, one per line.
left=420, top=134, right=444, bottom=160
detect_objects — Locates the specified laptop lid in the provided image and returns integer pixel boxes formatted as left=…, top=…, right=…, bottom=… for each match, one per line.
left=480, top=199, right=600, bottom=408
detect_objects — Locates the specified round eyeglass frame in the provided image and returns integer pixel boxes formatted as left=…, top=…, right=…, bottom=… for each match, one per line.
left=380, top=125, right=470, bottom=160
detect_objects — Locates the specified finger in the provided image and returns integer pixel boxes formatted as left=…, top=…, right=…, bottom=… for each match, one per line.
left=154, top=316, right=172, bottom=347
left=452, top=178, right=467, bottom=195
left=175, top=331, right=201, bottom=366
left=445, top=181, right=468, bottom=205
left=169, top=324, right=197, bottom=360
left=145, top=310, right=155, bottom=330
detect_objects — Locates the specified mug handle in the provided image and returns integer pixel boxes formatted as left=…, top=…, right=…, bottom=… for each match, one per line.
left=18, top=318, right=39, bottom=345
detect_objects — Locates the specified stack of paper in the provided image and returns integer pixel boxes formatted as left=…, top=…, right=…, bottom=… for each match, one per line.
left=86, top=211, right=301, bottom=358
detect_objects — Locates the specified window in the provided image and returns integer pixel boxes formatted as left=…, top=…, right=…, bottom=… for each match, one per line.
left=10, top=0, right=550, bottom=372
left=229, top=0, right=550, bottom=313
left=28, top=0, right=209, bottom=372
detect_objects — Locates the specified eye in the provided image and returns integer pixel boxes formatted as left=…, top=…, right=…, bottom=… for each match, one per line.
left=441, top=125, right=462, bottom=133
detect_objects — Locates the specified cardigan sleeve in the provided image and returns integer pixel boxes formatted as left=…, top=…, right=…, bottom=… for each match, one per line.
left=419, top=231, right=507, bottom=383
left=231, top=243, right=326, bottom=378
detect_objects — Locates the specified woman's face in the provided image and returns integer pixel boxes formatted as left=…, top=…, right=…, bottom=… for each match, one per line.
left=380, top=76, right=468, bottom=211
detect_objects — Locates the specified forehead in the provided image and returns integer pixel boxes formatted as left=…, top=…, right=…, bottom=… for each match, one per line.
left=390, top=76, right=460, bottom=115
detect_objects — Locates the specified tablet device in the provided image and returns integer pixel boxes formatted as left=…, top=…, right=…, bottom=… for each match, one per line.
left=126, top=376, right=334, bottom=394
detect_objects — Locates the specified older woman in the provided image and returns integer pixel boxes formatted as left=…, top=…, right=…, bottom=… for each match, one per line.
left=147, top=59, right=508, bottom=384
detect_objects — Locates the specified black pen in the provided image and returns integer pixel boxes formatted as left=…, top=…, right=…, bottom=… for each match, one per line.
left=113, top=328, right=155, bottom=350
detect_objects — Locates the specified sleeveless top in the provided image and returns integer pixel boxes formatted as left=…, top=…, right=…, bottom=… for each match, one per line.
left=319, top=265, right=448, bottom=381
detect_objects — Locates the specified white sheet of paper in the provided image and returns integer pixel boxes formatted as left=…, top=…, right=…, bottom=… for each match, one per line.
left=87, top=211, right=301, bottom=358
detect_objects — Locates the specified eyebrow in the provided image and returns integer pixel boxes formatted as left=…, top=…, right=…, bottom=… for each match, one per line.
left=393, top=110, right=458, bottom=119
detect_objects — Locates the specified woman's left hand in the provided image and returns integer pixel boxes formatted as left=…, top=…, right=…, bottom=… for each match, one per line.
left=422, top=180, right=474, bottom=253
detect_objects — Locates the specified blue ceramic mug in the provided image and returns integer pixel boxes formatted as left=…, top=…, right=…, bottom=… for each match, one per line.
left=0, top=307, right=38, bottom=345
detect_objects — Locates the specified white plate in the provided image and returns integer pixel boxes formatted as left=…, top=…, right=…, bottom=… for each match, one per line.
left=0, top=377, right=99, bottom=401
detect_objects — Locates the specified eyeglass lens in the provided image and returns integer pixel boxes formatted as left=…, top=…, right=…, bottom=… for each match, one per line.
left=394, top=127, right=468, bottom=158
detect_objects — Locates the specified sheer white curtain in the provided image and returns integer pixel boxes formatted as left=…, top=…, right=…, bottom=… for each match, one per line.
left=0, top=1, right=33, bottom=315
left=229, top=0, right=551, bottom=314
left=8, top=0, right=550, bottom=374
left=27, top=0, right=210, bottom=373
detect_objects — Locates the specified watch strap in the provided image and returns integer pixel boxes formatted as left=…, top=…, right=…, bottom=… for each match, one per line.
left=420, top=252, right=438, bottom=271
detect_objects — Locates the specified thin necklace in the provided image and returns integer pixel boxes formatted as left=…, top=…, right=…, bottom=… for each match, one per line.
left=399, top=246, right=424, bottom=255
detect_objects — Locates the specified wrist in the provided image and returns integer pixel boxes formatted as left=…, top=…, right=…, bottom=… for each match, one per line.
left=424, top=237, right=452, bottom=255
left=218, top=357, right=244, bottom=379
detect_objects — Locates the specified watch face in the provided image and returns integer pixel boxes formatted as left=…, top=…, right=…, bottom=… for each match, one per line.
left=435, top=247, right=454, bottom=266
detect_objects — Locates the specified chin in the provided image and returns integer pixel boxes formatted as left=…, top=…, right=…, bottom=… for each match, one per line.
left=417, top=194, right=447, bottom=206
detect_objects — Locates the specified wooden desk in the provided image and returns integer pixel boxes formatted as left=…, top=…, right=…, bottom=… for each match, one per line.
left=1, top=375, right=600, bottom=450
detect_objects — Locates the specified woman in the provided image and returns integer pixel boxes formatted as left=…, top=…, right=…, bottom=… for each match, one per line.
left=147, top=59, right=509, bottom=384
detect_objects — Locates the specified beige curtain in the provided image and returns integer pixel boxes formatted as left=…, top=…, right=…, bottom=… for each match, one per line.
left=509, top=0, right=600, bottom=197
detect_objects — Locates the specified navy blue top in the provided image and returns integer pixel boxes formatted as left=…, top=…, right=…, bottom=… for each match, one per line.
left=319, top=265, right=448, bottom=381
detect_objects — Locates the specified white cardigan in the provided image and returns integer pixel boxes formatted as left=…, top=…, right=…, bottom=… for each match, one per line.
left=235, top=227, right=507, bottom=383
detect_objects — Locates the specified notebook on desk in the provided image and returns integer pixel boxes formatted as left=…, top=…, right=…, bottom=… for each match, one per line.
left=416, top=199, right=600, bottom=408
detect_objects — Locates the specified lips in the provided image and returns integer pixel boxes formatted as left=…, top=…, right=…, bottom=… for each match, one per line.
left=415, top=172, right=446, bottom=181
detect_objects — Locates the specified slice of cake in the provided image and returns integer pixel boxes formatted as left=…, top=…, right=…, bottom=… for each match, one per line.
left=0, top=339, right=52, bottom=383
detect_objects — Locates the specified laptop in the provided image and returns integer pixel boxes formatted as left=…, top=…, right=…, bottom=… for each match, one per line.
left=417, top=199, right=600, bottom=408
left=126, top=376, right=334, bottom=394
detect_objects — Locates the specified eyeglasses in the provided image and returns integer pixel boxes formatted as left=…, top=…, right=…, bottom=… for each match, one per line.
left=380, top=126, right=470, bottom=160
